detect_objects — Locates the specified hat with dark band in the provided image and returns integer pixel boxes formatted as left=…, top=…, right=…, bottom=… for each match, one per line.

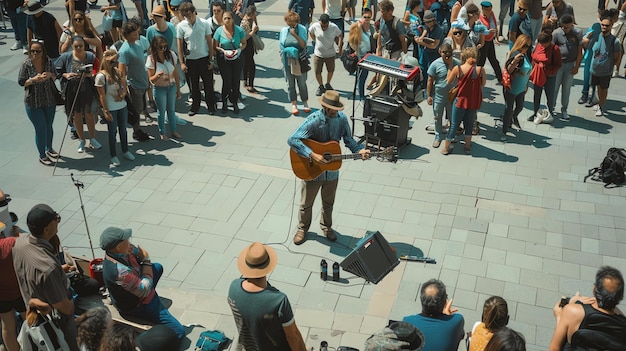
left=23, top=0, right=46, bottom=15
left=237, top=242, right=277, bottom=278
left=318, top=90, right=345, bottom=111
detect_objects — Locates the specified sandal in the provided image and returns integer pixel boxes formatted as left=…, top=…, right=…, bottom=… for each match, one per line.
left=248, top=87, right=259, bottom=93
left=303, top=106, right=311, bottom=113
left=292, top=108, right=299, bottom=115
left=39, top=156, right=55, bottom=166
left=472, top=120, right=480, bottom=135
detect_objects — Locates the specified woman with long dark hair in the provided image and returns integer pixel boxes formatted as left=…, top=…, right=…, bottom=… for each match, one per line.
left=18, top=40, right=59, bottom=166
left=60, top=11, right=103, bottom=63
left=96, top=49, right=135, bottom=166
left=240, top=5, right=259, bottom=94
left=56, top=36, right=101, bottom=153
left=213, top=11, right=246, bottom=114
left=146, top=36, right=182, bottom=140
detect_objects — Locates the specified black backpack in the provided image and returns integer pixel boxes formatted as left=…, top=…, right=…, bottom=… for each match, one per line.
left=584, top=148, right=626, bottom=187
left=341, top=43, right=358, bottom=74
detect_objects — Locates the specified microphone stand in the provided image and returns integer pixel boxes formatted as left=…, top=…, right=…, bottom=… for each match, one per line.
left=71, top=173, right=96, bottom=259
left=53, top=68, right=89, bottom=176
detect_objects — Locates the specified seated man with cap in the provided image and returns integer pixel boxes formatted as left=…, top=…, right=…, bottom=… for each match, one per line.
left=100, top=226, right=184, bottom=339
left=228, top=242, right=308, bottom=351
left=288, top=90, right=370, bottom=245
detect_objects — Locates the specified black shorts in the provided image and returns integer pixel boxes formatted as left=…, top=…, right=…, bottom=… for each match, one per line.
left=112, top=19, right=123, bottom=28
left=591, top=74, right=611, bottom=89
left=0, top=297, right=26, bottom=314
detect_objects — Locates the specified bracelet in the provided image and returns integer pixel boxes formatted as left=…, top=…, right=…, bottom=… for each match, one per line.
left=141, top=262, right=152, bottom=267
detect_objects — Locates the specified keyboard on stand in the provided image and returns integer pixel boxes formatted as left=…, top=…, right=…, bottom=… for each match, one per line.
left=357, top=53, right=420, bottom=81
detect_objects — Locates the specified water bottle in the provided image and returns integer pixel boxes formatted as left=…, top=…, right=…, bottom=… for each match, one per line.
left=320, top=259, right=328, bottom=281
left=332, top=262, right=340, bottom=281
left=320, top=341, right=328, bottom=351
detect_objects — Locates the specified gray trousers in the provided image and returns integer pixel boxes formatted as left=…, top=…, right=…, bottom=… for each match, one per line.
left=298, top=179, right=338, bottom=231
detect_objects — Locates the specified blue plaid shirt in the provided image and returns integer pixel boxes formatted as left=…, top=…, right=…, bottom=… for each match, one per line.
left=288, top=109, right=364, bottom=181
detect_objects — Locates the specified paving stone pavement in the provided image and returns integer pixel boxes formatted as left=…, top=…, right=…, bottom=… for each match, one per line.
left=0, top=0, right=625, bottom=350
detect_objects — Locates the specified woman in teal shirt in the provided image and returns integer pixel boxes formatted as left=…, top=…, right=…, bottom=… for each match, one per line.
left=502, top=34, right=532, bottom=141
left=213, top=11, right=246, bottom=114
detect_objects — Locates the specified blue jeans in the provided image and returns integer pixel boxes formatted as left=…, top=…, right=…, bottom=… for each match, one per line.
left=446, top=104, right=477, bottom=141
left=25, top=105, right=56, bottom=158
left=284, top=69, right=309, bottom=103
left=154, top=84, right=177, bottom=135
left=552, top=61, right=575, bottom=113
left=121, top=263, right=185, bottom=339
left=8, top=8, right=27, bottom=44
left=357, top=68, right=369, bottom=101
left=433, top=96, right=452, bottom=140
left=106, top=107, right=129, bottom=157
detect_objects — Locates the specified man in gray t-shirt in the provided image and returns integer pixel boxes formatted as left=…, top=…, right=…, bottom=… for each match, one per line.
left=551, top=15, right=582, bottom=121
left=584, top=15, right=622, bottom=117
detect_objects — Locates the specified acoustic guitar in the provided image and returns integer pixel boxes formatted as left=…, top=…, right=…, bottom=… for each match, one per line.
left=290, top=139, right=395, bottom=180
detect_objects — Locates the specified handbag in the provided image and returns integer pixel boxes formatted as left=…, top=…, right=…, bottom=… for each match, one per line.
left=529, top=62, right=546, bottom=87
left=502, top=63, right=512, bottom=90
left=251, top=33, right=264, bottom=52
left=18, top=309, right=70, bottom=351
left=341, top=43, right=358, bottom=74
left=447, top=65, right=461, bottom=102
left=299, top=50, right=311, bottom=73
left=102, top=13, right=113, bottom=32
left=194, top=330, right=232, bottom=351
left=54, top=85, right=65, bottom=106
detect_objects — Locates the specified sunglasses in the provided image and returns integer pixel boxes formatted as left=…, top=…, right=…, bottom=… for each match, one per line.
left=73, top=45, right=84, bottom=48
left=30, top=49, right=42, bottom=53
left=158, top=45, right=168, bottom=50
left=600, top=23, right=611, bottom=27
left=170, top=6, right=178, bottom=11
left=453, top=31, right=463, bottom=36
left=363, top=16, right=371, bottom=19
left=74, top=17, right=84, bottom=22
left=518, top=7, right=527, bottom=12
left=522, top=44, right=530, bottom=49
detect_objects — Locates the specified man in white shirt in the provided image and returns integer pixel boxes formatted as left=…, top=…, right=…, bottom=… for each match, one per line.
left=176, top=2, right=216, bottom=115
left=309, top=14, right=343, bottom=96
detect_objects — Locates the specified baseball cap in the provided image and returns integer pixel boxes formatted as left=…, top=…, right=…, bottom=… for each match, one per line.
left=100, top=227, right=132, bottom=251
left=26, top=204, right=58, bottom=235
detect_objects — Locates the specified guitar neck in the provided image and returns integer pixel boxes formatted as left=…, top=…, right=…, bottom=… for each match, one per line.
left=330, top=151, right=386, bottom=161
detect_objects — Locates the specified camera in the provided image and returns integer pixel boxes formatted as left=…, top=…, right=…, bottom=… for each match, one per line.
left=559, top=296, right=570, bottom=307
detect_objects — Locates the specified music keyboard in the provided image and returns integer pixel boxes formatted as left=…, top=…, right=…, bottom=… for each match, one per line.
left=357, top=53, right=420, bottom=80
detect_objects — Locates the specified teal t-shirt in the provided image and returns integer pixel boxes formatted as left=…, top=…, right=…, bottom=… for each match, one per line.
left=118, top=39, right=150, bottom=89
left=427, top=56, right=461, bottom=104
left=213, top=26, right=246, bottom=51
left=508, top=50, right=532, bottom=95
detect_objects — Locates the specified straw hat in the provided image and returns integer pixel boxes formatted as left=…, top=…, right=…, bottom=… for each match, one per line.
left=318, top=90, right=344, bottom=110
left=237, top=242, right=277, bottom=278
left=23, top=0, right=45, bottom=15
left=151, top=5, right=166, bottom=18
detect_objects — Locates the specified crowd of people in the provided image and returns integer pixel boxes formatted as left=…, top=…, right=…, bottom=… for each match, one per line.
left=9, top=0, right=626, bottom=165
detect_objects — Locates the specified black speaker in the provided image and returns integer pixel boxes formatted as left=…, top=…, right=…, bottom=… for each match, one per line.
left=340, top=231, right=400, bottom=284
left=363, top=96, right=411, bottom=147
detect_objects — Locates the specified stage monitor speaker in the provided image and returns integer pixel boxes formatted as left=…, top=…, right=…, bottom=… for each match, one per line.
left=363, top=96, right=410, bottom=147
left=340, top=230, right=400, bottom=284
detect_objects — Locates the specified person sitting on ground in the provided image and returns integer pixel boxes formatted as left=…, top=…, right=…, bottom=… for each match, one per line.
left=403, top=278, right=465, bottom=351
left=484, top=327, right=526, bottom=351
left=469, top=296, right=509, bottom=351
left=100, top=226, right=184, bottom=339
left=549, top=265, right=626, bottom=351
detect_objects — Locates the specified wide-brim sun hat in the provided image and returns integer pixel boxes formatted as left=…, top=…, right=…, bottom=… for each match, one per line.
left=318, top=90, right=344, bottom=110
left=237, top=242, right=278, bottom=278
left=23, top=0, right=45, bottom=15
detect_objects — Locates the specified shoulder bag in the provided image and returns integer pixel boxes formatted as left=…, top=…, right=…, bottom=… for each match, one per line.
left=18, top=309, right=70, bottom=351
left=251, top=32, right=264, bottom=52
left=447, top=65, right=461, bottom=102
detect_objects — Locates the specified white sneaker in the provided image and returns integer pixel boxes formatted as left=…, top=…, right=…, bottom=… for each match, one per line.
left=122, top=151, right=135, bottom=161
left=90, top=138, right=102, bottom=149
left=595, top=108, right=603, bottom=117
left=10, top=41, right=21, bottom=50
left=77, top=140, right=86, bottom=153
left=111, top=156, right=121, bottom=166
left=176, top=117, right=187, bottom=125
left=236, top=102, right=246, bottom=110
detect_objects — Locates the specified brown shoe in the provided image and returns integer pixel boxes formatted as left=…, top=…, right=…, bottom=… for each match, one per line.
left=322, top=228, right=337, bottom=241
left=293, top=229, right=307, bottom=245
